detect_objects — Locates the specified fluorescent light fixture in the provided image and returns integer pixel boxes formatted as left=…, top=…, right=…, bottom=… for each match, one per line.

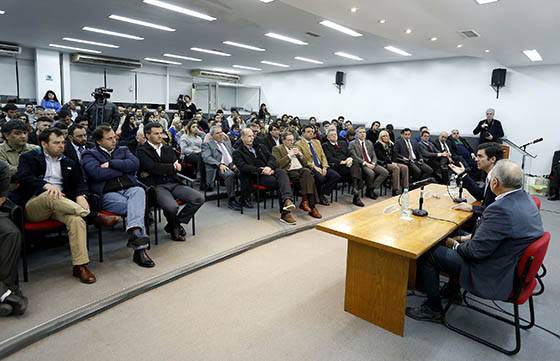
left=523, top=49, right=543, bottom=62
left=484, top=49, right=491, bottom=53
left=260, top=0, right=275, bottom=3
left=223, top=41, right=265, bottom=52
left=265, top=32, right=307, bottom=45
left=294, top=56, right=324, bottom=64
left=405, top=28, right=413, bottom=34
left=261, top=60, right=290, bottom=68
left=212, top=68, right=241, bottom=74
left=143, top=0, right=216, bottom=21
left=350, top=7, right=358, bottom=13
left=190, top=47, right=231, bottom=56
left=319, top=20, right=362, bottom=37
left=430, top=37, right=438, bottom=42
left=144, top=57, right=181, bottom=65
left=0, top=10, right=5, bottom=15
left=49, top=44, right=102, bottom=54
left=62, top=37, right=119, bottom=48
left=384, top=46, right=412, bottom=56
left=475, top=0, right=499, bottom=4
left=163, top=53, right=202, bottom=61
left=233, top=65, right=262, bottom=71
left=334, top=51, right=363, bottom=61
left=457, top=44, right=463, bottom=48
left=83, top=26, right=144, bottom=40
left=378, top=19, right=386, bottom=24
left=109, top=14, right=175, bottom=32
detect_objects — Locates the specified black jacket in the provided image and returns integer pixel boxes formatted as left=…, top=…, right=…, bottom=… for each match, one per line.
left=9, top=148, right=88, bottom=206
left=461, top=173, right=496, bottom=216
left=322, top=140, right=351, bottom=168
left=233, top=143, right=277, bottom=175
left=136, top=143, right=181, bottom=186
left=63, top=141, right=94, bottom=164
left=473, top=119, right=504, bottom=144
left=394, top=137, right=424, bottom=163
left=261, top=134, right=281, bottom=153
left=373, top=142, right=405, bottom=165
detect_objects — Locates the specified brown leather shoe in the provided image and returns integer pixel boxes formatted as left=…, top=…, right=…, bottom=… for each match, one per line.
left=72, top=265, right=97, bottom=284
left=280, top=212, right=297, bottom=225
left=299, top=199, right=311, bottom=212
left=283, top=199, right=296, bottom=212
left=91, top=213, right=120, bottom=228
left=308, top=207, right=322, bottom=219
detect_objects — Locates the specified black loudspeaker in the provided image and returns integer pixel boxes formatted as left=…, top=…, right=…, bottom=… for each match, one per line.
left=491, top=68, right=506, bottom=87
left=335, top=71, right=345, bottom=86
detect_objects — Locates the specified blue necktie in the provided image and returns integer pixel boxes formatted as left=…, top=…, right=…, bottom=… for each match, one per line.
left=308, top=142, right=321, bottom=167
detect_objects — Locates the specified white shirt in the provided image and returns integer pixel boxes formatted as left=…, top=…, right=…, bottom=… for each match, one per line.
left=216, top=141, right=232, bottom=165
left=148, top=141, right=163, bottom=157
left=286, top=146, right=303, bottom=170
left=405, top=139, right=416, bottom=160
left=440, top=141, right=450, bottom=154
left=44, top=153, right=63, bottom=190
left=484, top=168, right=494, bottom=195
left=72, top=142, right=85, bottom=162
left=495, top=188, right=522, bottom=200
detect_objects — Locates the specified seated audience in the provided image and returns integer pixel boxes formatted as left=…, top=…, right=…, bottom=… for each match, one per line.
left=374, top=130, right=409, bottom=195
left=272, top=130, right=322, bottom=219
left=24, top=103, right=36, bottom=126
left=406, top=160, right=544, bottom=321
left=0, top=103, right=19, bottom=128
left=82, top=125, right=155, bottom=268
left=296, top=125, right=341, bottom=205
left=28, top=116, right=53, bottom=145
left=64, top=124, right=94, bottom=163
left=262, top=124, right=281, bottom=152
left=322, top=129, right=364, bottom=206
left=137, top=123, right=204, bottom=242
left=394, top=128, right=433, bottom=182
left=549, top=150, right=560, bottom=201
left=0, top=120, right=39, bottom=180
left=448, top=129, right=476, bottom=174
left=228, top=124, right=241, bottom=145
left=414, top=126, right=429, bottom=143
left=201, top=126, right=241, bottom=210
left=117, top=114, right=140, bottom=148
left=180, top=120, right=204, bottom=178
left=0, top=160, right=28, bottom=317
left=434, top=131, right=464, bottom=165
left=40, top=90, right=62, bottom=112
left=57, top=110, right=73, bottom=126
left=417, top=130, right=451, bottom=184
left=366, top=121, right=381, bottom=144
left=349, top=128, right=389, bottom=199
left=233, top=129, right=296, bottom=224
left=52, top=122, right=69, bottom=139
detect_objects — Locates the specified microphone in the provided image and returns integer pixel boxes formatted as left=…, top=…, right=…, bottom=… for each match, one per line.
left=453, top=176, right=468, bottom=203
left=412, top=185, right=429, bottom=217
left=409, top=177, right=436, bottom=190
left=532, top=138, right=543, bottom=144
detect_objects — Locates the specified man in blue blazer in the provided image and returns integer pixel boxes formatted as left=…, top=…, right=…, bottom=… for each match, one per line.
left=406, top=160, right=544, bottom=321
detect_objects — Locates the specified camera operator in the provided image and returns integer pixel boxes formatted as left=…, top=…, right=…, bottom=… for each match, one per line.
left=84, top=87, right=120, bottom=131
left=473, top=108, right=504, bottom=144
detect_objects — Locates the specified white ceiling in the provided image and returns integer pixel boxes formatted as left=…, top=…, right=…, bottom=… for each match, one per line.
left=0, top=0, right=557, bottom=75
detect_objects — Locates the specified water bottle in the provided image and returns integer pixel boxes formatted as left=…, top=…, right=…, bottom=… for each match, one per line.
left=400, top=188, right=411, bottom=219
left=449, top=174, right=458, bottom=198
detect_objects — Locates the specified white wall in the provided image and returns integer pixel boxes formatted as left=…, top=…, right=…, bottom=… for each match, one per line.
left=244, top=57, right=559, bottom=175
left=35, top=49, right=62, bottom=103
left=0, top=52, right=36, bottom=100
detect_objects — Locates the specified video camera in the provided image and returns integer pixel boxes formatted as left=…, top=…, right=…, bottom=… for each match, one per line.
left=92, top=87, right=113, bottom=100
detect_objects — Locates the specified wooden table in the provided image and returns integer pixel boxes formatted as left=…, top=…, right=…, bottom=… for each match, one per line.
left=316, top=184, right=474, bottom=336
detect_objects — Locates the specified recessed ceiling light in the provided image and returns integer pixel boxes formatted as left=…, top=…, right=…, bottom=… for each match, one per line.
left=260, top=0, right=275, bottom=3
left=49, top=44, right=102, bottom=54
left=334, top=52, right=363, bottom=61
left=384, top=46, right=412, bottom=56
left=142, top=0, right=216, bottom=21
left=0, top=10, right=5, bottom=15
left=319, top=20, right=362, bottom=37
left=62, top=37, right=119, bottom=48
left=190, top=47, right=231, bottom=56
left=223, top=41, right=266, bottom=52
left=378, top=19, right=386, bottom=24
left=484, top=49, right=491, bottom=53
left=145, top=57, right=181, bottom=65
left=405, top=28, right=413, bottom=34
left=233, top=65, right=262, bottom=71
left=457, top=44, right=463, bottom=48
left=350, top=7, right=358, bottom=13
left=163, top=53, right=202, bottom=62
left=475, top=0, right=500, bottom=4
left=261, top=60, right=290, bottom=68
left=430, top=37, right=438, bottom=42
left=109, top=14, right=175, bottom=32
left=523, top=49, right=543, bottom=62
left=212, top=68, right=241, bottom=74
left=265, top=32, right=308, bottom=45
left=294, top=56, right=324, bottom=64
left=82, top=27, right=144, bottom=40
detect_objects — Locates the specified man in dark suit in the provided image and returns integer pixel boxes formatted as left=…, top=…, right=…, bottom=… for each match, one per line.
left=261, top=124, right=281, bottom=152
left=348, top=128, right=388, bottom=199
left=233, top=128, right=296, bottom=225
left=322, top=128, right=364, bottom=206
left=548, top=150, right=560, bottom=201
left=417, top=130, right=451, bottom=184
left=473, top=108, right=504, bottom=144
left=394, top=128, right=433, bottom=182
left=406, top=160, right=544, bottom=321
left=64, top=124, right=94, bottom=163
left=137, top=123, right=204, bottom=242
left=0, top=160, right=28, bottom=316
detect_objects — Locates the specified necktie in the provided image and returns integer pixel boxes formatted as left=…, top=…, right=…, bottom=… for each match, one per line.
left=78, top=146, right=85, bottom=154
left=406, top=140, right=416, bottom=160
left=308, top=142, right=321, bottom=167
left=361, top=141, right=371, bottom=163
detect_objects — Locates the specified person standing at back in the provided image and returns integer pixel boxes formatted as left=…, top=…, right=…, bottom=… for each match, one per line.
left=473, top=108, right=504, bottom=144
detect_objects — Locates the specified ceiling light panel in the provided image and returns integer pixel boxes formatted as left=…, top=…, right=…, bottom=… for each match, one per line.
left=212, top=68, right=241, bottom=74
left=523, top=49, right=543, bottom=62
left=223, top=41, right=265, bottom=52
left=145, top=57, right=181, bottom=65
left=82, top=27, right=144, bottom=40
left=294, top=56, right=324, bottom=64
left=261, top=60, right=290, bottom=68
left=190, top=47, right=231, bottom=56
left=163, top=53, right=202, bottom=61
left=384, top=46, right=412, bottom=56
left=319, top=20, right=362, bottom=37
left=143, top=0, right=216, bottom=21
left=334, top=52, right=363, bottom=61
left=49, top=44, right=101, bottom=53
left=233, top=65, right=262, bottom=71
left=0, top=10, right=5, bottom=15
left=475, top=0, right=500, bottom=4
left=265, top=32, right=308, bottom=45
left=260, top=0, right=275, bottom=3
left=62, top=37, right=119, bottom=48
left=109, top=15, right=176, bottom=31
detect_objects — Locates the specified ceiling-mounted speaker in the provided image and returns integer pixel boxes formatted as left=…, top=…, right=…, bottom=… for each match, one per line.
left=491, top=68, right=506, bottom=87
left=335, top=71, right=345, bottom=86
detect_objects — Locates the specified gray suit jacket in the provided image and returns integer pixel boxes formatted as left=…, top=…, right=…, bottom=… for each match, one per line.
left=201, top=140, right=234, bottom=185
left=457, top=189, right=544, bottom=300
left=348, top=139, right=378, bottom=166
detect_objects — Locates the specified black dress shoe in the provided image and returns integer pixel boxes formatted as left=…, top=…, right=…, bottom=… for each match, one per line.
left=352, top=195, right=365, bottom=207
left=127, top=228, right=150, bottom=249
left=3, top=293, right=28, bottom=316
left=0, top=303, right=13, bottom=317
left=319, top=195, right=330, bottom=206
left=228, top=199, right=242, bottom=211
left=405, top=303, right=442, bottom=323
left=241, top=199, right=254, bottom=209
left=133, top=250, right=155, bottom=268
left=367, top=190, right=378, bottom=200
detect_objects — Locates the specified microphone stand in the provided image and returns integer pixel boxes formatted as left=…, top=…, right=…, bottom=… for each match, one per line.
left=412, top=186, right=428, bottom=217
left=453, top=175, right=467, bottom=203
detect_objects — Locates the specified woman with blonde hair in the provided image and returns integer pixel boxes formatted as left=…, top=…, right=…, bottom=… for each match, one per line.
left=374, top=130, right=409, bottom=195
left=179, top=120, right=204, bottom=178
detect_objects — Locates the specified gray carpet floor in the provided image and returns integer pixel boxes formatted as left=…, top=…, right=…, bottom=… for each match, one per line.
left=3, top=197, right=559, bottom=361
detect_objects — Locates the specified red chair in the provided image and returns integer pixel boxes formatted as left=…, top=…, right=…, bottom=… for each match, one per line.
left=531, top=195, right=542, bottom=210
left=93, top=210, right=123, bottom=263
left=531, top=195, right=546, bottom=296
left=443, top=232, right=551, bottom=355
left=240, top=182, right=278, bottom=220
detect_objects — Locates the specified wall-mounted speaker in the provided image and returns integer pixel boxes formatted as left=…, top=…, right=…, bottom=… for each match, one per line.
left=491, top=68, right=506, bottom=87
left=335, top=71, right=345, bottom=86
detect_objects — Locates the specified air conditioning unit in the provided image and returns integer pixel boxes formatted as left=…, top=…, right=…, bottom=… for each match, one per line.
left=71, top=53, right=142, bottom=69
left=191, top=69, right=240, bottom=82
left=0, top=42, right=22, bottom=56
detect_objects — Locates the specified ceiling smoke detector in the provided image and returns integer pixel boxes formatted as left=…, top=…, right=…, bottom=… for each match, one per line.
left=458, top=29, right=480, bottom=38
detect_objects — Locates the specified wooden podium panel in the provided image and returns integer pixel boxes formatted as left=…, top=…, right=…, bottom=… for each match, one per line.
left=316, top=184, right=474, bottom=336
